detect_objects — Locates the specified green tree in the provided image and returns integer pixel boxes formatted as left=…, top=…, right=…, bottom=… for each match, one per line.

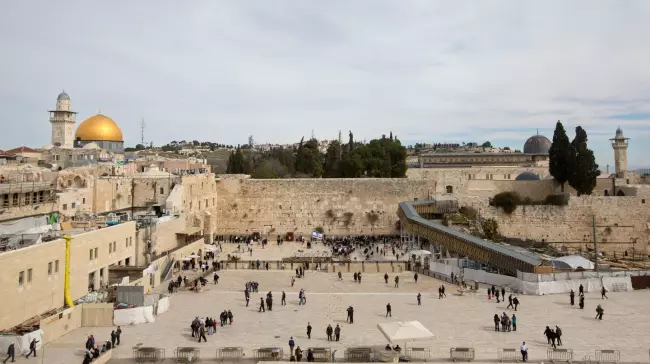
left=295, top=138, right=323, bottom=177
left=568, top=126, right=601, bottom=196
left=549, top=121, right=572, bottom=191
left=323, top=141, right=342, bottom=177
left=135, top=144, right=146, bottom=150
left=481, top=141, right=492, bottom=148
left=252, top=158, right=288, bottom=179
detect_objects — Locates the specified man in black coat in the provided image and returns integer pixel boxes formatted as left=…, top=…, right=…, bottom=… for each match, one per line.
left=2, top=342, right=14, bottom=363
left=25, top=338, right=39, bottom=358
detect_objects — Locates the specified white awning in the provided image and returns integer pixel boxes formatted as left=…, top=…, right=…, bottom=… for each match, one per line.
left=377, top=321, right=434, bottom=343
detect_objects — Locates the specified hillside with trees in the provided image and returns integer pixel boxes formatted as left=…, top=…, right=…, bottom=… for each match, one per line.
left=227, top=131, right=407, bottom=179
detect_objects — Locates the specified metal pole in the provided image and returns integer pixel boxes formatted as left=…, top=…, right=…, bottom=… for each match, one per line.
left=593, top=215, right=599, bottom=272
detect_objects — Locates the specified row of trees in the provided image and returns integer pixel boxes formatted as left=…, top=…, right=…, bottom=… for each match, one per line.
left=227, top=132, right=407, bottom=179
left=548, top=121, right=601, bottom=196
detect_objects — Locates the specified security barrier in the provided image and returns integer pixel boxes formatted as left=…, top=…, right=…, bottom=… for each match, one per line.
left=254, top=347, right=283, bottom=361
left=498, top=348, right=520, bottom=362
left=174, top=347, right=200, bottom=363
left=547, top=348, right=573, bottom=363
left=450, top=347, right=475, bottom=362
left=345, top=347, right=373, bottom=362
left=133, top=347, right=165, bottom=362
left=595, top=349, right=619, bottom=363
left=307, top=347, right=332, bottom=362
left=218, top=347, right=244, bottom=362
left=406, top=347, right=431, bottom=361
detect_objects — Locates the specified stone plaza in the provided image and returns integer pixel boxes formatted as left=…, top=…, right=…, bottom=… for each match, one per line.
left=41, top=267, right=650, bottom=363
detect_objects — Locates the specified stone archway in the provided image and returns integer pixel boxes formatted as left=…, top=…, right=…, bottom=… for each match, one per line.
left=616, top=190, right=626, bottom=196
left=604, top=190, right=609, bottom=196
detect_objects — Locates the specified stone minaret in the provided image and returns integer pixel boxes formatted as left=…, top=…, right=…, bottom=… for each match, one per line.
left=610, top=127, right=630, bottom=177
left=49, top=91, right=77, bottom=148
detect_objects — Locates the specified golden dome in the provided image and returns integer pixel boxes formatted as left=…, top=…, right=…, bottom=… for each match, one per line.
left=75, top=113, right=123, bottom=142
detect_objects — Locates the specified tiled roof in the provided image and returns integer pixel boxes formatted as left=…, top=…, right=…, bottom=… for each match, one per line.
left=5, top=146, right=39, bottom=154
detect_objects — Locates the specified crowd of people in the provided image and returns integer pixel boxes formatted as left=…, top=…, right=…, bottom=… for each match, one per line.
left=80, top=327, right=122, bottom=363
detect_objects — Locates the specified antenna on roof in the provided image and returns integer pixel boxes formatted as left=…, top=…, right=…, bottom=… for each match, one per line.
left=536, top=128, right=539, bottom=135
left=140, top=118, right=146, bottom=146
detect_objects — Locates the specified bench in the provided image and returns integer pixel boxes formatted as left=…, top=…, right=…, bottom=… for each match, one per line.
left=595, top=349, right=619, bottom=364
left=610, top=283, right=626, bottom=292
left=133, top=347, right=165, bottom=363
left=406, top=347, right=431, bottom=362
left=307, top=347, right=332, bottom=362
left=345, top=347, right=373, bottom=362
left=547, top=348, right=573, bottom=363
left=254, top=347, right=283, bottom=361
left=217, top=347, right=243, bottom=362
left=450, top=347, right=475, bottom=362
left=174, top=347, right=200, bottom=363
left=498, top=348, right=520, bottom=362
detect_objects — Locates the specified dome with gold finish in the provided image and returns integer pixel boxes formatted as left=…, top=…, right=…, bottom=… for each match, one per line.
left=75, top=112, right=123, bottom=142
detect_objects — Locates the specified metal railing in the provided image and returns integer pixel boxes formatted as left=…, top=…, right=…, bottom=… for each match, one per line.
left=253, top=347, right=283, bottom=361
left=450, top=347, right=475, bottom=362
left=307, top=347, right=332, bottom=362
left=217, top=347, right=243, bottom=362
left=344, top=347, right=373, bottom=362
left=547, top=348, right=573, bottom=363
left=406, top=347, right=431, bottom=361
left=595, top=349, right=619, bottom=363
left=174, top=347, right=199, bottom=363
left=133, top=347, right=165, bottom=362
left=498, top=348, right=520, bottom=362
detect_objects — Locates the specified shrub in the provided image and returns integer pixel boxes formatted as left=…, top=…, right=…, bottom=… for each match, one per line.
left=314, top=226, right=325, bottom=234
left=482, top=218, right=500, bottom=240
left=491, top=191, right=521, bottom=214
left=343, top=212, right=354, bottom=227
left=459, top=206, right=478, bottom=219
left=544, top=193, right=569, bottom=206
left=366, top=212, right=380, bottom=225
left=325, top=209, right=335, bottom=219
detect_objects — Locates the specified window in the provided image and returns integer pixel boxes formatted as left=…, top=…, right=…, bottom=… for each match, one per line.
left=160, top=187, right=164, bottom=194
left=82, top=198, right=86, bottom=204
left=205, top=199, right=208, bottom=207
left=48, top=262, right=53, bottom=276
left=55, top=260, right=59, bottom=273
left=94, top=247, right=98, bottom=259
left=27, top=268, right=32, bottom=283
left=109, top=244, right=113, bottom=253
left=213, top=198, right=215, bottom=206
left=113, top=241, right=117, bottom=252
left=63, top=204, right=68, bottom=210
left=90, top=249, right=94, bottom=260
left=129, top=237, right=133, bottom=246
left=126, top=238, right=129, bottom=248
left=71, top=202, right=76, bottom=208
left=18, top=271, right=24, bottom=287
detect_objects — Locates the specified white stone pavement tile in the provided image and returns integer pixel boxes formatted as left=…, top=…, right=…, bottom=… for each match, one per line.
left=41, top=271, right=650, bottom=364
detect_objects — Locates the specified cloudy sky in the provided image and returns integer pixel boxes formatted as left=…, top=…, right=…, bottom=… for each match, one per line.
left=1, top=1, right=649, bottom=170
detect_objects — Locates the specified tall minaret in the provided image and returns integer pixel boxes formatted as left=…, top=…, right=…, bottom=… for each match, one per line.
left=49, top=91, right=77, bottom=148
left=610, top=127, right=630, bottom=177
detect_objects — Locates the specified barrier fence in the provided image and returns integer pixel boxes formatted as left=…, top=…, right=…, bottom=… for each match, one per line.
left=126, top=345, right=646, bottom=362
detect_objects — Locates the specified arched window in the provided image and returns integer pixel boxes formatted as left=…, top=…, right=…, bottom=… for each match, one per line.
left=616, top=190, right=625, bottom=196
left=604, top=190, right=609, bottom=196
left=446, top=185, right=453, bottom=194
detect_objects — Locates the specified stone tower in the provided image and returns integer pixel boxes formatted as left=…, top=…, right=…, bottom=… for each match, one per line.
left=49, top=91, right=77, bottom=148
left=610, top=127, right=630, bottom=177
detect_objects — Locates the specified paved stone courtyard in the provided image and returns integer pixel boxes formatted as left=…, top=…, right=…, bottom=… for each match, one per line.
left=40, top=270, right=650, bottom=363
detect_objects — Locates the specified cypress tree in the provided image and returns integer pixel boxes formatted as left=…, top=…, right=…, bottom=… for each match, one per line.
left=568, top=126, right=601, bottom=196
left=548, top=121, right=572, bottom=191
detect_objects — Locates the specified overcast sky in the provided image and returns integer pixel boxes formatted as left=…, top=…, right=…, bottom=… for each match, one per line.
left=1, top=1, right=649, bottom=170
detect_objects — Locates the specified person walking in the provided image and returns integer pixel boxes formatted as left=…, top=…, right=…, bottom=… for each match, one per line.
left=487, top=287, right=492, bottom=300
left=198, top=324, right=207, bottom=343
left=511, top=314, right=517, bottom=331
left=111, top=330, right=117, bottom=347
left=501, top=287, right=506, bottom=299
left=326, top=325, right=333, bottom=341
left=307, top=349, right=314, bottom=362
left=555, top=326, right=563, bottom=346
left=347, top=306, right=354, bottom=324
left=544, top=326, right=552, bottom=344
left=513, top=297, right=520, bottom=311
left=417, top=293, right=422, bottom=306
left=245, top=290, right=250, bottom=307
left=495, top=289, right=500, bottom=303
left=282, top=291, right=287, bottom=306
left=25, top=338, right=38, bottom=358
left=569, top=290, right=575, bottom=306
left=289, top=337, right=295, bottom=356
left=259, top=297, right=266, bottom=312
left=334, top=324, right=341, bottom=342
left=601, top=286, right=608, bottom=299
left=579, top=284, right=584, bottom=296
left=493, top=314, right=500, bottom=331
left=2, top=342, right=15, bottom=363
left=116, top=326, right=122, bottom=345
left=414, top=273, right=418, bottom=283
left=596, top=305, right=604, bottom=320
left=579, top=295, right=585, bottom=309
left=357, top=272, right=362, bottom=283
left=213, top=272, right=219, bottom=284
left=307, top=323, right=312, bottom=339
left=394, top=276, right=399, bottom=288
left=507, top=295, right=514, bottom=309
left=386, top=303, right=392, bottom=317
left=520, top=342, right=528, bottom=362
left=384, top=273, right=389, bottom=284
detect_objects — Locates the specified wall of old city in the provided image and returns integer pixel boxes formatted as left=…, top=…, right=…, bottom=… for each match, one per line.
left=181, top=173, right=219, bottom=237
left=134, top=215, right=187, bottom=266
left=481, top=196, right=649, bottom=254
left=216, top=175, right=438, bottom=236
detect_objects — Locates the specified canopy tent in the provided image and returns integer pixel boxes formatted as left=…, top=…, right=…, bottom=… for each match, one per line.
left=186, top=254, right=200, bottom=259
left=551, top=255, right=595, bottom=270
left=377, top=321, right=434, bottom=343
left=409, top=250, right=432, bottom=256
left=204, top=244, right=219, bottom=252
